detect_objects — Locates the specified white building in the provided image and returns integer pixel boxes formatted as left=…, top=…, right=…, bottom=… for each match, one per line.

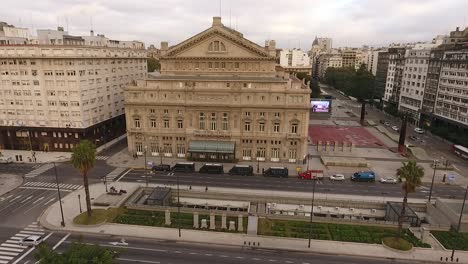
left=0, top=26, right=147, bottom=152
left=279, top=49, right=311, bottom=67
left=0, top=22, right=30, bottom=45
left=317, top=51, right=342, bottom=79
left=398, top=43, right=436, bottom=124
left=362, top=50, right=381, bottom=76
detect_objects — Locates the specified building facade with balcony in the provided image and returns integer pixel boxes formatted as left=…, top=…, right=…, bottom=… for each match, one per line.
left=0, top=28, right=147, bottom=151
left=124, top=17, right=310, bottom=163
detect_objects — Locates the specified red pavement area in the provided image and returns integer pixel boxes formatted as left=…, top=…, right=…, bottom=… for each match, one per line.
left=308, top=125, right=386, bottom=148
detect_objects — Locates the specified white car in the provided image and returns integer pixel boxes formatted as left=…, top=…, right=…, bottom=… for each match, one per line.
left=391, top=126, right=399, bottom=132
left=330, top=174, right=345, bottom=181
left=380, top=177, right=398, bottom=184
left=0, top=157, right=13, bottom=164
left=19, top=235, right=43, bottom=247
left=414, top=128, right=424, bottom=134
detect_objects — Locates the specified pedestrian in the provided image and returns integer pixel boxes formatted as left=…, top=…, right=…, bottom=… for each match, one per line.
left=205, top=186, right=208, bottom=192
left=189, top=185, right=192, bottom=190
left=442, top=174, right=446, bottom=183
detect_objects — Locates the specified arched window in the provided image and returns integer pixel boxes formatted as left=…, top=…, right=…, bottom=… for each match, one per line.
left=208, top=41, right=226, bottom=52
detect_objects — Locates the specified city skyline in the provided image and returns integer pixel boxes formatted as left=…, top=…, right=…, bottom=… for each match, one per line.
left=1, top=0, right=467, bottom=49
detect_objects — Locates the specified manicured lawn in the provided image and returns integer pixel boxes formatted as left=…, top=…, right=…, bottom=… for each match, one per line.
left=432, top=231, right=468, bottom=250
left=258, top=218, right=430, bottom=247
left=382, top=237, right=413, bottom=251
left=112, top=209, right=247, bottom=233
left=73, top=208, right=123, bottom=225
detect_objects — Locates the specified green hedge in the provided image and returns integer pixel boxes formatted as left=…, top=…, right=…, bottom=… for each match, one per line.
left=432, top=231, right=468, bottom=250
left=259, top=219, right=430, bottom=247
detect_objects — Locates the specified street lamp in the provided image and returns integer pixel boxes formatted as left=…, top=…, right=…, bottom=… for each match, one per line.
left=53, top=162, right=65, bottom=227
left=176, top=171, right=181, bottom=237
left=78, top=194, right=82, bottom=213
left=308, top=179, right=317, bottom=248
left=256, top=151, right=260, bottom=174
left=144, top=145, right=148, bottom=187
left=451, top=185, right=468, bottom=260
left=102, top=175, right=108, bottom=193
left=428, top=159, right=439, bottom=202
left=306, top=153, right=310, bottom=171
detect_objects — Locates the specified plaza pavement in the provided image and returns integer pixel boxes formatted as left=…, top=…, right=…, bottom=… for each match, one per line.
left=0, top=173, right=22, bottom=196
left=39, top=181, right=468, bottom=263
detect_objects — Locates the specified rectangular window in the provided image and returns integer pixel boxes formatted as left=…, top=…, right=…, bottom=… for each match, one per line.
left=244, top=122, right=251, bottom=132
left=178, top=120, right=183, bottom=129
left=289, top=149, right=297, bottom=159
left=259, top=122, right=265, bottom=132
left=151, top=119, right=157, bottom=128
left=291, top=123, right=298, bottom=134
left=164, top=119, right=170, bottom=128
left=177, top=144, right=186, bottom=154
left=134, top=118, right=140, bottom=128
left=210, top=113, right=217, bottom=130
left=222, top=113, right=229, bottom=130
left=242, top=149, right=252, bottom=158
left=273, top=123, right=280, bottom=133
left=271, top=148, right=280, bottom=159
left=199, top=113, right=205, bottom=130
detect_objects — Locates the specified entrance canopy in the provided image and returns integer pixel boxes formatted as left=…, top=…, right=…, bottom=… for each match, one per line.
left=188, top=140, right=235, bottom=154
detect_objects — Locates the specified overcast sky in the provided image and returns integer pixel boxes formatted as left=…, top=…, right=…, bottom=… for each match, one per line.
left=2, top=0, right=467, bottom=49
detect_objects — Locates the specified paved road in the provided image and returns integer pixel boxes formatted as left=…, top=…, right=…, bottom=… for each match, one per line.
left=119, top=169, right=467, bottom=199
left=20, top=232, right=428, bottom=264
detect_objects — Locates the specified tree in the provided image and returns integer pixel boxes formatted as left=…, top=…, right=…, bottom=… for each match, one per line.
left=34, top=242, right=117, bottom=263
left=71, top=140, right=96, bottom=217
left=310, top=79, right=321, bottom=98
left=396, top=160, right=424, bottom=237
left=147, top=57, right=161, bottom=72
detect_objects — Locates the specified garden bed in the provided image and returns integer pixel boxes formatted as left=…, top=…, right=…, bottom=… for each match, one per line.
left=258, top=218, right=430, bottom=247
left=112, top=209, right=247, bottom=233
left=432, top=231, right=468, bottom=250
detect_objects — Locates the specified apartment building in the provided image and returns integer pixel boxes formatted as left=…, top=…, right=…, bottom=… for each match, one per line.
left=398, top=44, right=436, bottom=124
left=316, top=52, right=342, bottom=79
left=374, top=50, right=390, bottom=100
left=383, top=48, right=406, bottom=105
left=433, top=49, right=468, bottom=127
left=125, top=17, right=310, bottom=164
left=0, top=27, right=147, bottom=152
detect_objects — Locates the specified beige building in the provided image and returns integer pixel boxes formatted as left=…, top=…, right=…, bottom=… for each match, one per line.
left=0, top=27, right=146, bottom=152
left=125, top=17, right=310, bottom=164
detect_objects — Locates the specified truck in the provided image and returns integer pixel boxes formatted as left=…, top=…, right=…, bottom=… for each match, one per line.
left=351, top=171, right=375, bottom=182
left=298, top=170, right=324, bottom=180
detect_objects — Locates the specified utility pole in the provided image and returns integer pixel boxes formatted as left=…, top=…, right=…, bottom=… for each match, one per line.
left=53, top=162, right=65, bottom=227
left=308, top=179, right=316, bottom=248
left=144, top=146, right=148, bottom=187
left=428, top=160, right=438, bottom=202
left=177, top=172, right=181, bottom=237
left=451, top=185, right=468, bottom=260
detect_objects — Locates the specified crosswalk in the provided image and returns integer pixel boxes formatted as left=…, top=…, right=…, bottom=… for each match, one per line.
left=24, top=163, right=54, bottom=178
left=104, top=167, right=127, bottom=182
left=22, top=181, right=82, bottom=191
left=96, top=155, right=110, bottom=160
left=0, top=222, right=45, bottom=264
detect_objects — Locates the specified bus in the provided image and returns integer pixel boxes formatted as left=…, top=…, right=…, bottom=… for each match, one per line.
left=199, top=163, right=224, bottom=174
left=171, top=162, right=195, bottom=173
left=453, top=145, right=468, bottom=160
left=229, top=165, right=254, bottom=176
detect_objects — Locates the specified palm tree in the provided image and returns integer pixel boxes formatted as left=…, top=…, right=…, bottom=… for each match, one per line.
left=71, top=140, right=96, bottom=217
left=396, top=160, right=424, bottom=237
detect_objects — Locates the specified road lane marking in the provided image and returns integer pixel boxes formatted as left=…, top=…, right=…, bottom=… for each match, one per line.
left=0, top=256, right=13, bottom=260
left=23, top=192, right=58, bottom=214
left=44, top=197, right=56, bottom=205
left=0, top=243, right=27, bottom=249
left=12, top=232, right=53, bottom=264
left=32, top=196, right=45, bottom=204
left=117, top=258, right=160, bottom=263
left=19, top=231, right=45, bottom=235
left=116, top=168, right=132, bottom=182
left=19, top=187, right=73, bottom=192
left=0, top=247, right=23, bottom=252
left=52, top=233, right=70, bottom=250
left=0, top=251, right=18, bottom=256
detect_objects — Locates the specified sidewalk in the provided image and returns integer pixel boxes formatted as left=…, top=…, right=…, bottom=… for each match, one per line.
left=39, top=182, right=468, bottom=263
left=0, top=149, right=71, bottom=163
left=106, top=148, right=307, bottom=176
left=0, top=173, right=23, bottom=197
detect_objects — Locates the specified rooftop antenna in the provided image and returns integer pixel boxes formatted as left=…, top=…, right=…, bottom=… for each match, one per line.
left=90, top=16, right=94, bottom=32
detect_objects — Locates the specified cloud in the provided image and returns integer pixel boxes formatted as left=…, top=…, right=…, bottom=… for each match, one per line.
left=1, top=0, right=467, bottom=49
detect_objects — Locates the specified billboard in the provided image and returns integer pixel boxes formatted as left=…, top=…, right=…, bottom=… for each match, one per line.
left=310, top=99, right=331, bottom=113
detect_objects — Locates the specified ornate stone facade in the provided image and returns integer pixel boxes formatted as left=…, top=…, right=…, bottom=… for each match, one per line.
left=125, top=17, right=310, bottom=163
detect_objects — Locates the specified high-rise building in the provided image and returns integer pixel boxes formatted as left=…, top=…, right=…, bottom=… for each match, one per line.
left=0, top=26, right=147, bottom=151
left=398, top=44, right=436, bottom=125
left=383, top=48, right=406, bottom=105
left=124, top=17, right=310, bottom=164
left=374, top=50, right=390, bottom=100
left=279, top=48, right=310, bottom=67
left=316, top=52, right=342, bottom=79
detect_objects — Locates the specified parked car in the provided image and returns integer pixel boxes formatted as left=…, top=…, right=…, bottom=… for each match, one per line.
left=0, top=157, right=13, bottom=164
left=384, top=122, right=390, bottom=126
left=391, top=126, right=399, bottom=132
left=380, top=177, right=398, bottom=184
left=329, top=174, right=345, bottom=181
left=409, top=135, right=419, bottom=141
left=414, top=127, right=425, bottom=134
left=299, top=170, right=324, bottom=180
left=171, top=162, right=195, bottom=173
left=263, top=167, right=289, bottom=178
left=351, top=171, right=376, bottom=182
left=379, top=120, right=386, bottom=124
left=199, top=163, right=224, bottom=174
left=19, top=235, right=43, bottom=247
left=152, top=164, right=171, bottom=172
left=229, top=165, right=254, bottom=176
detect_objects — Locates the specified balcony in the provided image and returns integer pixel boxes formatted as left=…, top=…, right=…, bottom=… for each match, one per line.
left=193, top=130, right=232, bottom=138
left=286, top=133, right=301, bottom=140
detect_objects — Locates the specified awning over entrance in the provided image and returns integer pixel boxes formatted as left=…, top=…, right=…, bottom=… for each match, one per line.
left=188, top=140, right=235, bottom=154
